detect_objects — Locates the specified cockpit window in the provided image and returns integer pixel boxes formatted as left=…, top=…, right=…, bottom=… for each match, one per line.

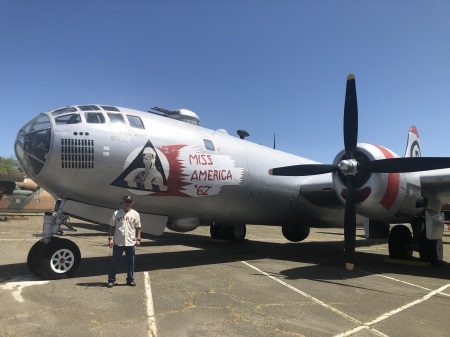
left=204, top=139, right=215, bottom=151
left=51, top=107, right=77, bottom=116
left=78, top=105, right=100, bottom=111
left=15, top=114, right=52, bottom=177
left=20, top=113, right=52, bottom=133
left=54, top=113, right=81, bottom=125
left=85, top=112, right=106, bottom=124
left=107, top=113, right=125, bottom=124
left=126, top=115, right=144, bottom=129
left=101, top=105, right=120, bottom=112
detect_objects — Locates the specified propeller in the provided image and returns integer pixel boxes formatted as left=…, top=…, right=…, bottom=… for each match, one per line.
left=269, top=74, right=450, bottom=270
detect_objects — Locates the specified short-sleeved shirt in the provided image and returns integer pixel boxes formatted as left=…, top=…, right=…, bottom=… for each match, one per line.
left=109, top=208, right=141, bottom=246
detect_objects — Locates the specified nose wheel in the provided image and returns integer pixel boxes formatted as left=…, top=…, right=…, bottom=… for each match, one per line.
left=27, top=238, right=81, bottom=280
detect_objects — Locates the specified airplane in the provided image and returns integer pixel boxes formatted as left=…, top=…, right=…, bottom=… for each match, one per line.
left=0, top=173, right=57, bottom=214
left=14, top=74, right=450, bottom=280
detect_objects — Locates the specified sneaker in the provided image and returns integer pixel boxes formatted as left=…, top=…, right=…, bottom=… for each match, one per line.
left=127, top=281, right=136, bottom=286
left=107, top=282, right=114, bottom=288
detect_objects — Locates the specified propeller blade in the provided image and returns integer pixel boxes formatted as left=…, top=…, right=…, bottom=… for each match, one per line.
left=344, top=74, right=358, bottom=159
left=344, top=175, right=356, bottom=270
left=269, top=164, right=339, bottom=176
left=359, top=157, right=450, bottom=173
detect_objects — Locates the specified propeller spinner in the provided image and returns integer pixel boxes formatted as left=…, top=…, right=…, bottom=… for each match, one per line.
left=269, top=74, right=450, bottom=270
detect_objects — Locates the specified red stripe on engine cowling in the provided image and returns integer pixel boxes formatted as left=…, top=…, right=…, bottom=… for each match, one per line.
left=373, top=145, right=400, bottom=210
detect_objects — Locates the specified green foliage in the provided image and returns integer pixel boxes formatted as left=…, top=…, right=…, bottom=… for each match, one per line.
left=0, top=156, right=20, bottom=174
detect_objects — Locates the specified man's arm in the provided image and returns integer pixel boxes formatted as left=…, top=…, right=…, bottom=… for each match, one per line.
left=135, top=227, right=141, bottom=246
left=108, top=226, right=115, bottom=248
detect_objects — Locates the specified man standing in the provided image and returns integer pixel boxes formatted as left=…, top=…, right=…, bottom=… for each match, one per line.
left=107, top=195, right=141, bottom=288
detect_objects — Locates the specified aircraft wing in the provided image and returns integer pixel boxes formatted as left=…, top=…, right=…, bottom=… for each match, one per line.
left=299, top=169, right=450, bottom=210
left=420, top=168, right=450, bottom=204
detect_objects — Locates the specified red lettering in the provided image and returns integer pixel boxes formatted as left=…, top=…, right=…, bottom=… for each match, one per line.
left=201, top=154, right=208, bottom=165
left=227, top=170, right=232, bottom=180
left=189, top=154, right=197, bottom=165
left=191, top=169, right=234, bottom=181
left=199, top=170, right=208, bottom=181
left=196, top=185, right=212, bottom=196
left=191, top=171, right=198, bottom=181
left=188, top=154, right=214, bottom=166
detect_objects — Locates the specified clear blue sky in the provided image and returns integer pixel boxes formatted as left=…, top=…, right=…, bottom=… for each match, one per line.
left=1, top=1, right=450, bottom=164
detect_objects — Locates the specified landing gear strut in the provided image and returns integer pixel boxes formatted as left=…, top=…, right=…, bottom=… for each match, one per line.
left=27, top=202, right=81, bottom=279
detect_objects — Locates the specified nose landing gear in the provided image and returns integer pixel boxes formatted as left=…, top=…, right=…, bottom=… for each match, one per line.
left=27, top=209, right=81, bottom=280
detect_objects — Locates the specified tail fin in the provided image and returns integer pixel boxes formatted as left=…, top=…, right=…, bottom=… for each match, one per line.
left=404, top=126, right=421, bottom=157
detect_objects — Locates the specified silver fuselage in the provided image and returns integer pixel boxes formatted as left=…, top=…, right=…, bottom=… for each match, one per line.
left=15, top=105, right=345, bottom=230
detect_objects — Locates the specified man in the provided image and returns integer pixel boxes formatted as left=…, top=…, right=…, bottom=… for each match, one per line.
left=107, top=195, right=141, bottom=288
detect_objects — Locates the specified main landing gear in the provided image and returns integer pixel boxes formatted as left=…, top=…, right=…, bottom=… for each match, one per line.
left=210, top=223, right=246, bottom=242
left=27, top=211, right=81, bottom=280
left=388, top=216, right=444, bottom=266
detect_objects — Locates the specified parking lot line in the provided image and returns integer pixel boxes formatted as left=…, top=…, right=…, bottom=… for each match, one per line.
left=336, top=283, right=450, bottom=337
left=144, top=271, right=157, bottom=337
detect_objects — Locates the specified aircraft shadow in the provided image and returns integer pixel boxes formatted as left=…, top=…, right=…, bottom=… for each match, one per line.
left=1, top=230, right=449, bottom=284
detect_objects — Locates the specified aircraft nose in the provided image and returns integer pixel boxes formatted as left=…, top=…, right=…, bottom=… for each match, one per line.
left=15, top=113, right=52, bottom=178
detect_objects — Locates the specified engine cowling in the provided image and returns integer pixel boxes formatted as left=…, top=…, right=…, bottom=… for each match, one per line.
left=332, top=143, right=424, bottom=223
left=166, top=217, right=199, bottom=232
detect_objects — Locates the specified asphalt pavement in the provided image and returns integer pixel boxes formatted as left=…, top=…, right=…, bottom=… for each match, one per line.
left=1, top=216, right=449, bottom=337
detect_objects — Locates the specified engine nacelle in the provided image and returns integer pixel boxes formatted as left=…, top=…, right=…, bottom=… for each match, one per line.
left=166, top=217, right=199, bottom=232
left=332, top=143, right=424, bottom=223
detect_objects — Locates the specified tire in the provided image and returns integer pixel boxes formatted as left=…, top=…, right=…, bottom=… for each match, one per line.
left=419, top=233, right=443, bottom=266
left=210, top=225, right=222, bottom=240
left=210, top=224, right=246, bottom=242
left=282, top=225, right=310, bottom=242
left=229, top=224, right=246, bottom=243
left=37, top=238, right=81, bottom=280
left=388, top=225, right=413, bottom=260
left=27, top=240, right=45, bottom=276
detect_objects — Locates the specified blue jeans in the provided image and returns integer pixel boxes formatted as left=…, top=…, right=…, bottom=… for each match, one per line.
left=108, top=244, right=136, bottom=283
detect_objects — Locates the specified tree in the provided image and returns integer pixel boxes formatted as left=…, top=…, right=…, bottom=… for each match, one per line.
left=0, top=156, right=20, bottom=174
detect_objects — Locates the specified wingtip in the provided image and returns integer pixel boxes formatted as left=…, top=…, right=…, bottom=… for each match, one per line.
left=268, top=169, right=273, bottom=175
left=347, top=74, right=355, bottom=81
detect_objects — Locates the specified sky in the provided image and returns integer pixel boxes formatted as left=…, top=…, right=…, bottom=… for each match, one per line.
left=1, top=1, right=450, bottom=164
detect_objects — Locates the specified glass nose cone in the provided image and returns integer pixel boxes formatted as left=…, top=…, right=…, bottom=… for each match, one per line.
left=15, top=114, right=52, bottom=177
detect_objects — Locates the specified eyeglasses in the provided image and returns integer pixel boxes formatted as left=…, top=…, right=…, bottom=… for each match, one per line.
left=124, top=200, right=132, bottom=204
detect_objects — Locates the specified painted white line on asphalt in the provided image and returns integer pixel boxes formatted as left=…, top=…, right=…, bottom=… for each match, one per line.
left=241, top=261, right=361, bottom=324
left=358, top=269, right=450, bottom=298
left=242, top=261, right=391, bottom=337
left=357, top=268, right=432, bottom=291
left=335, top=283, right=450, bottom=337
left=0, top=276, right=49, bottom=302
left=144, top=271, right=157, bottom=337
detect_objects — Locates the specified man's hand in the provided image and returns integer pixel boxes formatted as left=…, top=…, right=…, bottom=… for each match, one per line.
left=108, top=238, right=114, bottom=248
left=135, top=239, right=141, bottom=247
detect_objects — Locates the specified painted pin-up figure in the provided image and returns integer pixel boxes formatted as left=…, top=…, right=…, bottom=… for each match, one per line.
left=124, top=147, right=167, bottom=192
